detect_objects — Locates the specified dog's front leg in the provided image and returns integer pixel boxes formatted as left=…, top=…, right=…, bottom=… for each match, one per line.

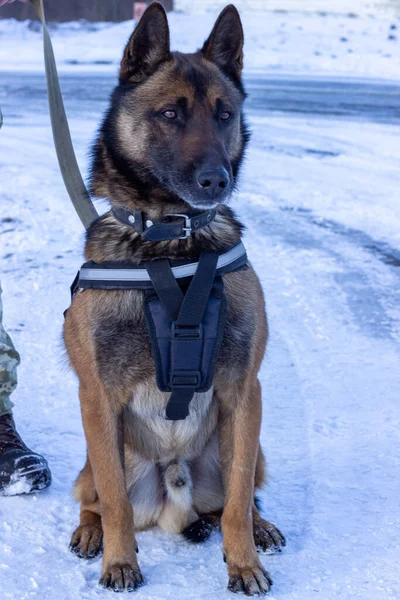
left=79, top=382, right=143, bottom=592
left=218, top=376, right=272, bottom=596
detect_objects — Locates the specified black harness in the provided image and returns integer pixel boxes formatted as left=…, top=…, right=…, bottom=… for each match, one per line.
left=70, top=208, right=248, bottom=421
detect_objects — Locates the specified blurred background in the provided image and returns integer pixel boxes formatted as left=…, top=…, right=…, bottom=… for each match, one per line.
left=0, top=0, right=399, bottom=21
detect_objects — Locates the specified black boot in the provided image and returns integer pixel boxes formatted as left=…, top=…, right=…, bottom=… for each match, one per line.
left=0, top=413, right=51, bottom=495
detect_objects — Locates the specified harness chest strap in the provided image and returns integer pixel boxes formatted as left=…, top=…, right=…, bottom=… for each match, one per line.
left=72, top=242, right=247, bottom=295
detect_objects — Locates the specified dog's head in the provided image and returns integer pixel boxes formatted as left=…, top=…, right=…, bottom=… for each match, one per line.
left=91, top=3, right=249, bottom=211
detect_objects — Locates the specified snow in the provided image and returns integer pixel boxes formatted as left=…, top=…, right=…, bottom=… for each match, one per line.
left=0, top=8, right=399, bottom=80
left=1, top=473, right=35, bottom=496
left=246, top=113, right=400, bottom=248
left=1, top=7, right=400, bottom=600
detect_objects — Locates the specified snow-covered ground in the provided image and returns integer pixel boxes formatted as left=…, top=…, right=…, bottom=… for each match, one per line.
left=0, top=7, right=400, bottom=79
left=1, top=7, right=400, bottom=600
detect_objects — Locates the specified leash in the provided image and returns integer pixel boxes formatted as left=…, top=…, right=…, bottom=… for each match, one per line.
left=29, top=0, right=98, bottom=229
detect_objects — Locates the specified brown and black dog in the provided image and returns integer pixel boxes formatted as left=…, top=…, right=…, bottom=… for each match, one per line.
left=64, top=2, right=285, bottom=595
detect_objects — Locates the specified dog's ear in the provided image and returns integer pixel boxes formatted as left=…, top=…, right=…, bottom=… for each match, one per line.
left=201, top=5, right=244, bottom=82
left=120, top=2, right=171, bottom=83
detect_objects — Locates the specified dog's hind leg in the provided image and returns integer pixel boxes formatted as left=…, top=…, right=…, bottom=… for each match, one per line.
left=70, top=454, right=103, bottom=560
left=182, top=449, right=284, bottom=550
left=182, top=507, right=285, bottom=553
left=252, top=505, right=286, bottom=554
left=182, top=435, right=285, bottom=555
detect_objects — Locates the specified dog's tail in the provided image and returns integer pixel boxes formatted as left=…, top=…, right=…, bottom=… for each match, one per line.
left=162, top=461, right=217, bottom=542
left=158, top=460, right=196, bottom=534
left=163, top=460, right=193, bottom=504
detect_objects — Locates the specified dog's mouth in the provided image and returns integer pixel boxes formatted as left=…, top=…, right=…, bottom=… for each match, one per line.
left=176, top=190, right=231, bottom=211
left=183, top=195, right=229, bottom=211
left=165, top=171, right=233, bottom=211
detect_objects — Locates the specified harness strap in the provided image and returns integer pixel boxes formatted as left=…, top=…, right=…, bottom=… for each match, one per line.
left=145, top=260, right=184, bottom=322
left=176, top=253, right=218, bottom=327
left=145, top=252, right=219, bottom=420
left=166, top=389, right=195, bottom=421
left=73, top=241, right=248, bottom=296
left=29, top=0, right=98, bottom=229
left=112, top=207, right=216, bottom=242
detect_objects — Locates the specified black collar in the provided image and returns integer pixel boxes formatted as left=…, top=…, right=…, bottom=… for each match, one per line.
left=111, top=207, right=216, bottom=242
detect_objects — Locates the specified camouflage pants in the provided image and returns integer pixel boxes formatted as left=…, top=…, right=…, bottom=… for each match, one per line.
left=0, top=284, right=19, bottom=417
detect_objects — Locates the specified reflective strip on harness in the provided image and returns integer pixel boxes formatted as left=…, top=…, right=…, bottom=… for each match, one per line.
left=76, top=242, right=247, bottom=289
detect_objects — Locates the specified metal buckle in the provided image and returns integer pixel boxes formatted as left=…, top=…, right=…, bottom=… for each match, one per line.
left=165, top=213, right=192, bottom=239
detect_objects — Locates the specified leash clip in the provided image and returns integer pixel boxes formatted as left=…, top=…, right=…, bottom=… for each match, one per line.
left=166, top=213, right=192, bottom=239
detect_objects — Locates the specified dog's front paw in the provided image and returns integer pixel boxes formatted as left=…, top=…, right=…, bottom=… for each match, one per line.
left=253, top=518, right=286, bottom=554
left=70, top=523, right=103, bottom=559
left=99, top=563, right=144, bottom=592
left=227, top=564, right=272, bottom=596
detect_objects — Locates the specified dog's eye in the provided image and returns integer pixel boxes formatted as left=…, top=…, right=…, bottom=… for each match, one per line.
left=220, top=111, right=231, bottom=121
left=162, top=110, right=177, bottom=120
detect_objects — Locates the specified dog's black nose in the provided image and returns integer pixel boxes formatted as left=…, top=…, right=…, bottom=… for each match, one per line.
left=196, top=167, right=230, bottom=199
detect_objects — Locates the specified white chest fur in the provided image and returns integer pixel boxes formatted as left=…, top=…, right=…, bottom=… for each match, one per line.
left=126, top=381, right=218, bottom=461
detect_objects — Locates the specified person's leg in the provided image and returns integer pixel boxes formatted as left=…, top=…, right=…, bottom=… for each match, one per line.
left=0, top=283, right=51, bottom=494
left=0, top=283, right=19, bottom=417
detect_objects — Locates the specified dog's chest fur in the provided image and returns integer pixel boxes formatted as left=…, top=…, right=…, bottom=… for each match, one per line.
left=125, top=384, right=218, bottom=461
left=88, top=288, right=219, bottom=459
left=84, top=271, right=254, bottom=460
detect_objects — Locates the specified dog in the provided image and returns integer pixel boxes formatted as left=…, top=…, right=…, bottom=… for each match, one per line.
left=64, top=2, right=285, bottom=595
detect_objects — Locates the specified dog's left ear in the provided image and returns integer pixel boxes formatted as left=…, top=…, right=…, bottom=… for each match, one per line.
left=201, top=5, right=244, bottom=82
left=120, top=2, right=171, bottom=83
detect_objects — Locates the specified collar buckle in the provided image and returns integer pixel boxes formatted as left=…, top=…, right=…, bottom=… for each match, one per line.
left=165, top=213, right=192, bottom=239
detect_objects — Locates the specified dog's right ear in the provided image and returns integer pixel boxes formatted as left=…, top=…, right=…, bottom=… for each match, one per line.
left=120, top=2, right=171, bottom=83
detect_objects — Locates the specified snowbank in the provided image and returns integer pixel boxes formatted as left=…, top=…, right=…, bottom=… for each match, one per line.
left=175, top=0, right=396, bottom=15
left=0, top=8, right=399, bottom=79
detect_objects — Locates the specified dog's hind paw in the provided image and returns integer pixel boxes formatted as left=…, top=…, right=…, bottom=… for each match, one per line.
left=69, top=523, right=103, bottom=560
left=253, top=518, right=286, bottom=554
left=99, top=563, right=144, bottom=592
left=182, top=517, right=213, bottom=543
